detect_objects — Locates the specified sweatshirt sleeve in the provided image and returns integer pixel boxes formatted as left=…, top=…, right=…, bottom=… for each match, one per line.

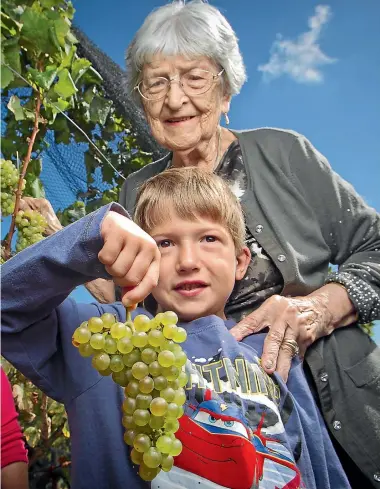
left=288, top=135, right=380, bottom=324
left=1, top=368, right=28, bottom=468
left=1, top=203, right=128, bottom=403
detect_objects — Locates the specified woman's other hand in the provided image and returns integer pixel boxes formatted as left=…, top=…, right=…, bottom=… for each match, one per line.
left=230, top=284, right=358, bottom=381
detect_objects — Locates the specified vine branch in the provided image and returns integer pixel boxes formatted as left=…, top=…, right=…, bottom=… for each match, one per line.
left=3, top=91, right=42, bottom=259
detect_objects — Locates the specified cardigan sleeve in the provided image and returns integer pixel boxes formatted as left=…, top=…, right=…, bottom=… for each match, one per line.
left=1, top=368, right=28, bottom=468
left=288, top=135, right=380, bottom=324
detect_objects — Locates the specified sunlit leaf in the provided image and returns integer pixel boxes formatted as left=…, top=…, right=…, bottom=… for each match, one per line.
left=53, top=17, right=69, bottom=47
left=7, top=95, right=25, bottom=120
left=24, top=426, right=40, bottom=447
left=28, top=65, right=57, bottom=91
left=24, top=173, right=46, bottom=198
left=20, top=9, right=52, bottom=55
left=1, top=65, right=14, bottom=89
left=54, top=68, right=77, bottom=98
left=89, top=95, right=112, bottom=126
left=71, top=57, right=91, bottom=83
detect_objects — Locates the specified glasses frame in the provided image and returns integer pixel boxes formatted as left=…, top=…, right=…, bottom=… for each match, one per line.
left=135, top=68, right=225, bottom=101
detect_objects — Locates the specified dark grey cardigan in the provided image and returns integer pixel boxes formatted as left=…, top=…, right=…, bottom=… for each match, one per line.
left=119, top=127, right=380, bottom=485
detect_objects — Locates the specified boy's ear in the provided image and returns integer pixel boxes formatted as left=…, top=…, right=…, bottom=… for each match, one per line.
left=235, top=246, right=251, bottom=281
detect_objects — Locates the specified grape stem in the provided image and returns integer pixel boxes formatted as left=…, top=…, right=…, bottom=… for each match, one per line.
left=3, top=88, right=42, bottom=259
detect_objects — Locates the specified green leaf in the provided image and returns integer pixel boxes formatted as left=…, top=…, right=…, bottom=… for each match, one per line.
left=20, top=9, right=52, bottom=55
left=7, top=95, right=25, bottom=120
left=80, top=66, right=103, bottom=85
left=28, top=65, right=58, bottom=91
left=60, top=43, right=76, bottom=69
left=54, top=68, right=77, bottom=98
left=27, top=158, right=43, bottom=177
left=24, top=173, right=46, bottom=198
left=89, top=96, right=112, bottom=126
left=71, top=57, right=91, bottom=83
left=2, top=38, right=21, bottom=74
left=24, top=426, right=40, bottom=447
left=53, top=18, right=69, bottom=48
left=40, top=0, right=64, bottom=7
left=66, top=1, right=75, bottom=20
left=1, top=65, right=14, bottom=89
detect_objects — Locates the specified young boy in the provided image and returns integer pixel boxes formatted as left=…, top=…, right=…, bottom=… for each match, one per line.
left=1, top=168, right=349, bottom=489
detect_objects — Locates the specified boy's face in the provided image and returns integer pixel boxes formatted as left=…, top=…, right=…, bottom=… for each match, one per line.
left=149, top=209, right=250, bottom=322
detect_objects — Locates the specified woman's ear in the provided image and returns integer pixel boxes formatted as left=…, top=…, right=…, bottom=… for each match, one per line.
left=235, top=246, right=251, bottom=281
left=221, top=93, right=231, bottom=115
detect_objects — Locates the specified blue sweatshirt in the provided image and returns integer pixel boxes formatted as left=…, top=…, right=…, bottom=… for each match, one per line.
left=1, top=205, right=350, bottom=489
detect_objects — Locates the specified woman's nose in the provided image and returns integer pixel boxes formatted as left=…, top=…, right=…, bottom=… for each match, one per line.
left=165, top=81, right=188, bottom=110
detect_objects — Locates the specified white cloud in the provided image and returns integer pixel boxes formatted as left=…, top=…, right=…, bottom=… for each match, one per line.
left=258, top=5, right=337, bottom=84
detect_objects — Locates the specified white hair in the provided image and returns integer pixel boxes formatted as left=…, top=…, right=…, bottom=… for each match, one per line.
left=126, top=0, right=247, bottom=103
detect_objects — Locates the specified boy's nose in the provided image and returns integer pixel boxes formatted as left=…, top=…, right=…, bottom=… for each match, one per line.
left=176, top=244, right=200, bottom=272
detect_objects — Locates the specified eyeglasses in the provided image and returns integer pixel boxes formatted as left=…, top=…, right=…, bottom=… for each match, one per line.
left=135, top=68, right=224, bottom=101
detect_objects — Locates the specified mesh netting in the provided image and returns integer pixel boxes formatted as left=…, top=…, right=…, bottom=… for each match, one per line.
left=1, top=27, right=165, bottom=212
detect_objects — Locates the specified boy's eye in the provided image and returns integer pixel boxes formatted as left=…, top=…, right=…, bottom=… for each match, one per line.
left=204, top=236, right=216, bottom=243
left=157, top=239, right=172, bottom=248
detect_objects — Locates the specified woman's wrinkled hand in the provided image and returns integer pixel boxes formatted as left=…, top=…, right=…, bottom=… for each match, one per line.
left=19, top=197, right=63, bottom=236
left=229, top=293, right=336, bottom=381
left=99, top=210, right=160, bottom=306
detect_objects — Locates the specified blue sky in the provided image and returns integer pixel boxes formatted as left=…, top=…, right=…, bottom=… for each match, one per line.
left=72, top=0, right=380, bottom=340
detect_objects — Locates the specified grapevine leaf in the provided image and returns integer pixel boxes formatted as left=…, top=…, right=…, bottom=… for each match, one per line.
left=2, top=38, right=21, bottom=74
left=54, top=68, right=77, bottom=99
left=24, top=173, right=46, bottom=198
left=27, top=158, right=42, bottom=177
left=63, top=420, right=70, bottom=438
left=71, top=57, right=91, bottom=83
left=53, top=18, right=69, bottom=48
left=80, top=66, right=103, bottom=85
left=28, top=65, right=58, bottom=91
left=24, top=426, right=41, bottom=447
left=60, top=44, right=76, bottom=69
left=20, top=9, right=52, bottom=55
left=89, top=96, right=112, bottom=126
left=40, top=0, right=64, bottom=9
left=66, top=1, right=75, bottom=20
left=1, top=65, right=14, bottom=89
left=7, top=95, right=25, bottom=120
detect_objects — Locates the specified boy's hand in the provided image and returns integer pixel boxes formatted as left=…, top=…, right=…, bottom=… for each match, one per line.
left=99, top=211, right=160, bottom=306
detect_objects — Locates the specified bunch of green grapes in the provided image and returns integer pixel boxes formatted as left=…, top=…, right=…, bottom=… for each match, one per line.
left=1, top=159, right=20, bottom=216
left=72, top=310, right=189, bottom=481
left=15, top=210, right=47, bottom=252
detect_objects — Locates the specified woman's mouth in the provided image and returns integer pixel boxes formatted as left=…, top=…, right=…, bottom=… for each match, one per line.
left=165, top=116, right=195, bottom=125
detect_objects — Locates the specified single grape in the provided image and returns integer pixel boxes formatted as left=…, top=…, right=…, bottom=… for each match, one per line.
left=154, top=312, right=166, bottom=327
left=88, top=317, right=104, bottom=333
left=167, top=403, right=179, bottom=418
left=148, top=329, right=164, bottom=348
left=141, top=348, right=157, bottom=364
left=173, top=388, right=187, bottom=406
left=123, top=350, right=141, bottom=367
left=139, top=376, right=154, bottom=394
left=131, top=362, right=149, bottom=380
left=162, top=311, right=178, bottom=326
left=154, top=375, right=168, bottom=391
left=93, top=352, right=111, bottom=371
left=149, top=415, right=165, bottom=430
left=133, top=409, right=150, bottom=427
left=148, top=361, right=162, bottom=377
left=90, top=333, right=105, bottom=350
left=156, top=435, right=173, bottom=454
left=169, top=438, right=183, bottom=457
left=173, top=327, right=187, bottom=343
left=161, top=366, right=179, bottom=381
left=130, top=448, right=144, bottom=465
left=161, top=454, right=174, bottom=472
left=163, top=323, right=178, bottom=340
left=176, top=405, right=185, bottom=419
left=168, top=379, right=180, bottom=390
left=134, top=314, right=151, bottom=332
left=143, top=447, right=162, bottom=468
left=123, top=397, right=137, bottom=414
left=104, top=336, right=118, bottom=354
left=164, top=418, right=180, bottom=434
left=150, top=397, right=168, bottom=417
left=136, top=394, right=152, bottom=410
left=110, top=322, right=127, bottom=339
left=100, top=313, right=116, bottom=329
left=112, top=370, right=129, bottom=387
left=78, top=343, right=95, bottom=358
left=132, top=332, right=148, bottom=348
left=138, top=463, right=160, bottom=481
left=125, top=381, right=140, bottom=398
left=177, top=371, right=189, bottom=388
left=117, top=337, right=133, bottom=354
left=109, top=355, right=124, bottom=372
left=123, top=429, right=137, bottom=446
left=174, top=350, right=187, bottom=368
left=73, top=326, right=91, bottom=344
left=122, top=415, right=135, bottom=429
left=158, top=350, right=175, bottom=368
left=98, top=367, right=112, bottom=377
left=160, top=387, right=175, bottom=403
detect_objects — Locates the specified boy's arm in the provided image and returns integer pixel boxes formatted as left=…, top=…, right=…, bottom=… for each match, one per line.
left=1, top=203, right=159, bottom=401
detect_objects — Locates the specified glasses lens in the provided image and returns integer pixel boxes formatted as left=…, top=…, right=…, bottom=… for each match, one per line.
left=141, top=77, right=168, bottom=100
left=182, top=69, right=212, bottom=95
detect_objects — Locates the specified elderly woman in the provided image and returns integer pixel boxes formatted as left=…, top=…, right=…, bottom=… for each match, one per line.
left=116, top=1, right=380, bottom=487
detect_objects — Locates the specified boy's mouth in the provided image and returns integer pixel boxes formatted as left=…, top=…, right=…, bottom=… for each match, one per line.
left=174, top=280, right=208, bottom=297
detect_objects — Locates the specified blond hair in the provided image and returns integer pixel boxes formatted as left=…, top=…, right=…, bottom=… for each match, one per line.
left=134, top=167, right=246, bottom=252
